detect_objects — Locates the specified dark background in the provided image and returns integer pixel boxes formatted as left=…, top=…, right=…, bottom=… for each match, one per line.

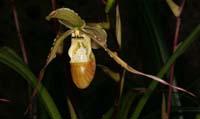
left=0, top=0, right=200, bottom=119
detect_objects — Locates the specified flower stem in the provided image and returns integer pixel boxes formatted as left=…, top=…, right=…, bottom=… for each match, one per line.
left=10, top=0, right=28, bottom=64
left=167, top=0, right=185, bottom=118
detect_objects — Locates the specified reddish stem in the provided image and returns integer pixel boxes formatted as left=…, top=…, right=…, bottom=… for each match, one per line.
left=167, top=0, right=185, bottom=118
left=25, top=0, right=58, bottom=116
left=101, top=0, right=107, bottom=5
left=10, top=0, right=32, bottom=118
left=51, top=0, right=58, bottom=34
left=0, top=98, right=11, bottom=102
left=25, top=67, right=45, bottom=115
left=10, top=0, right=28, bottom=64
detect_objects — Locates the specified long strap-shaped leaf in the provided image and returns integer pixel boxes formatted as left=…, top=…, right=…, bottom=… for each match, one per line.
left=81, top=29, right=195, bottom=96
left=0, top=47, right=62, bottom=119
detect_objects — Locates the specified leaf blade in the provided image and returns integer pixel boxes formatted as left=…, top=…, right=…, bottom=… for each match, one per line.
left=131, top=24, right=200, bottom=119
left=0, top=47, right=62, bottom=119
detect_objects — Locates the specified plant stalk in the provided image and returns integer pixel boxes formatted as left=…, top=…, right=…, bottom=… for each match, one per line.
left=10, top=0, right=28, bottom=64
left=51, top=0, right=58, bottom=34
left=167, top=1, right=185, bottom=118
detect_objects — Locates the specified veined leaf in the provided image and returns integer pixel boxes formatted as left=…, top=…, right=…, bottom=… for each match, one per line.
left=46, top=8, right=85, bottom=29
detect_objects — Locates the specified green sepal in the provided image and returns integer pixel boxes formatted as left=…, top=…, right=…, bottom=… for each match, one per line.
left=46, top=8, right=85, bottom=29
left=83, top=25, right=107, bottom=49
left=46, top=30, right=73, bottom=66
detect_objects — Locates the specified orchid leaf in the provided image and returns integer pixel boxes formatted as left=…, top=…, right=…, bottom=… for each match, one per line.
left=119, top=69, right=126, bottom=99
left=67, top=97, right=78, bottom=119
left=105, top=0, right=116, bottom=13
left=0, top=47, right=62, bottom=119
left=46, top=8, right=85, bottom=29
left=132, top=24, right=200, bottom=119
left=119, top=91, right=136, bottom=119
left=101, top=107, right=114, bottom=119
left=97, top=64, right=120, bottom=82
left=195, top=114, right=200, bottom=119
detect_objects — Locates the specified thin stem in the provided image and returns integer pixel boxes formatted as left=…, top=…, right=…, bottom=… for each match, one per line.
left=112, top=69, right=125, bottom=119
left=167, top=17, right=181, bottom=118
left=10, top=0, right=28, bottom=64
left=0, top=98, right=11, bottom=102
left=101, top=0, right=107, bottom=5
left=167, top=64, right=174, bottom=118
left=51, top=0, right=58, bottom=33
left=167, top=0, right=185, bottom=118
left=24, top=68, right=45, bottom=117
left=10, top=0, right=33, bottom=118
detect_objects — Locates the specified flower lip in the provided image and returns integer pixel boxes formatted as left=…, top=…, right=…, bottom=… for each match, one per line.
left=68, top=32, right=92, bottom=63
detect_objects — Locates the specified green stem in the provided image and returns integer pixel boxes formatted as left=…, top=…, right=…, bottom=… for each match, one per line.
left=105, top=0, right=116, bottom=13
